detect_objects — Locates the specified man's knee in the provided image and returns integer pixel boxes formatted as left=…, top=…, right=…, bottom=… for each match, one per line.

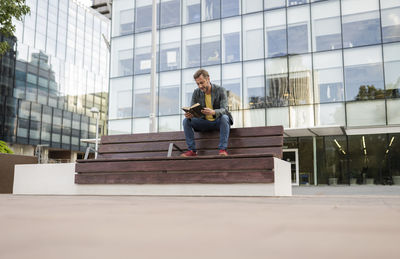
left=183, top=118, right=191, bottom=127
left=220, top=115, right=229, bottom=124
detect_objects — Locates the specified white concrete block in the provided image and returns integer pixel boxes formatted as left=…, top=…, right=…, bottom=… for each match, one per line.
left=13, top=161, right=292, bottom=197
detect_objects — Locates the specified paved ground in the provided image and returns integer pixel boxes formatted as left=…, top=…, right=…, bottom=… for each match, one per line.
left=1, top=186, right=400, bottom=259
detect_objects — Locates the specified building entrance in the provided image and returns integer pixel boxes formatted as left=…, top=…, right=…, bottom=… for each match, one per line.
left=283, top=149, right=299, bottom=186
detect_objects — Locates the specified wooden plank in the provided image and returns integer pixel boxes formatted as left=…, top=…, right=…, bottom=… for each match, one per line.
left=75, top=171, right=274, bottom=184
left=77, top=153, right=274, bottom=163
left=101, top=126, right=284, bottom=144
left=97, top=147, right=282, bottom=159
left=98, top=136, right=283, bottom=154
left=76, top=156, right=274, bottom=173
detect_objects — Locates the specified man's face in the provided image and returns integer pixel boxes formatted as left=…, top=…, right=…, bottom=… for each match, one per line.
left=195, top=74, right=211, bottom=94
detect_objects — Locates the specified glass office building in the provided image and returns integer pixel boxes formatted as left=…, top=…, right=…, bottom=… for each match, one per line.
left=109, top=0, right=400, bottom=185
left=0, top=0, right=110, bottom=161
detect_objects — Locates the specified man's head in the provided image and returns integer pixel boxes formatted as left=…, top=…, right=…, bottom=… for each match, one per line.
left=193, top=69, right=211, bottom=94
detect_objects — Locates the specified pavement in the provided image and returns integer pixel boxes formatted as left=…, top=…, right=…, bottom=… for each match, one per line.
left=1, top=186, right=400, bottom=259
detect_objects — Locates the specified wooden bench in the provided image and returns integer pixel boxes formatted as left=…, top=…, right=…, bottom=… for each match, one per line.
left=75, top=125, right=292, bottom=196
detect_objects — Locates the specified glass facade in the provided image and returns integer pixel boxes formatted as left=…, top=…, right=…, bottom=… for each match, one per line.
left=109, top=0, right=400, bottom=184
left=0, top=0, right=110, bottom=155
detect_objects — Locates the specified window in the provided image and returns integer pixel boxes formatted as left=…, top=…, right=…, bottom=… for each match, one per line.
left=120, top=9, right=135, bottom=35
left=383, top=43, right=400, bottom=99
left=201, top=21, right=221, bottom=66
left=202, top=0, right=220, bottom=21
left=161, top=0, right=180, bottom=28
left=265, top=9, right=287, bottom=58
left=159, top=71, right=180, bottom=115
left=289, top=54, right=313, bottom=105
left=183, top=24, right=200, bottom=68
left=222, top=17, right=241, bottom=63
left=244, top=13, right=264, bottom=60
left=381, top=0, right=400, bottom=43
left=183, top=0, right=201, bottom=24
left=109, top=77, right=133, bottom=119
left=344, top=46, right=384, bottom=101
left=136, top=0, right=158, bottom=33
left=244, top=60, right=265, bottom=109
left=342, top=0, right=381, bottom=48
left=160, top=27, right=181, bottom=71
left=111, top=36, right=134, bottom=77
left=264, top=0, right=285, bottom=10
left=265, top=57, right=289, bottom=107
left=222, top=0, right=240, bottom=18
left=222, top=63, right=242, bottom=110
left=288, top=5, right=311, bottom=54
left=313, top=51, right=344, bottom=103
left=311, top=0, right=342, bottom=51
left=134, top=32, right=153, bottom=75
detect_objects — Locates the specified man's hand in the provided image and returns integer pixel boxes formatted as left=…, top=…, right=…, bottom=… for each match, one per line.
left=201, top=108, right=215, bottom=116
left=184, top=112, right=194, bottom=119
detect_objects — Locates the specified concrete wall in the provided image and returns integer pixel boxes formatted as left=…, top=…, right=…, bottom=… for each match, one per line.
left=0, top=154, right=37, bottom=193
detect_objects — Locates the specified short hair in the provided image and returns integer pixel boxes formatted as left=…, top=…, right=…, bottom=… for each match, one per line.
left=193, top=69, right=209, bottom=80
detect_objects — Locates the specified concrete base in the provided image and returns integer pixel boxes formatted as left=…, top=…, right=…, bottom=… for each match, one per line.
left=13, top=158, right=292, bottom=197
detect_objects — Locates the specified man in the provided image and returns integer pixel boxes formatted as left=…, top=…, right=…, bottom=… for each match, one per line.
left=181, top=69, right=233, bottom=157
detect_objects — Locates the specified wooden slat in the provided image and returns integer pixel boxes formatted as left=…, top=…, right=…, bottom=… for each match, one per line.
left=101, top=125, right=283, bottom=144
left=97, top=147, right=282, bottom=159
left=76, top=156, right=274, bottom=173
left=99, top=136, right=283, bottom=154
left=75, top=171, right=274, bottom=184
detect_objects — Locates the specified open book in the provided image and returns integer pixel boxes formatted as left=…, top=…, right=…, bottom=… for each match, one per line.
left=182, top=103, right=204, bottom=118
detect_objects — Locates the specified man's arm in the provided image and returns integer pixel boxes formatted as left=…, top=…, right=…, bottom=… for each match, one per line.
left=213, top=87, right=229, bottom=118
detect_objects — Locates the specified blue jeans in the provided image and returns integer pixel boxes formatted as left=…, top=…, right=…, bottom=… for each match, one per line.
left=183, top=115, right=230, bottom=152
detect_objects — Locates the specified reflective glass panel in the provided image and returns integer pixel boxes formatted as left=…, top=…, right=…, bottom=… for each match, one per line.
left=346, top=100, right=385, bottom=126
left=288, top=5, right=310, bottom=54
left=222, top=17, right=241, bottom=63
left=311, top=0, right=342, bottom=52
left=112, top=0, right=135, bottom=36
left=183, top=24, right=201, bottom=68
left=161, top=0, right=181, bottom=28
left=182, top=68, right=198, bottom=108
left=133, top=74, right=157, bottom=117
left=183, top=0, right=201, bottom=24
left=314, top=103, right=345, bottom=126
left=202, top=0, right=220, bottom=21
left=222, top=63, right=242, bottom=110
left=288, top=0, right=308, bottom=6
left=160, top=27, right=181, bottom=71
left=108, top=119, right=132, bottom=135
left=243, top=13, right=263, bottom=61
left=264, top=0, right=285, bottom=10
left=266, top=107, right=289, bottom=127
left=135, top=0, right=158, bottom=33
left=134, top=32, right=152, bottom=75
left=383, top=43, right=400, bottom=98
left=265, top=9, right=287, bottom=58
left=266, top=57, right=288, bottom=107
left=289, top=54, right=313, bottom=105
left=290, top=105, right=314, bottom=128
left=243, top=0, right=262, bottom=14
left=159, top=71, right=180, bottom=116
left=342, top=0, right=381, bottom=48
left=201, top=21, right=221, bottom=66
left=222, top=0, right=240, bottom=18
left=159, top=115, right=180, bottom=132
left=244, top=60, right=265, bottom=109
left=111, top=35, right=134, bottom=77
left=344, top=46, right=384, bottom=101
left=313, top=51, right=344, bottom=103
left=381, top=0, right=400, bottom=43
left=109, top=77, right=133, bottom=119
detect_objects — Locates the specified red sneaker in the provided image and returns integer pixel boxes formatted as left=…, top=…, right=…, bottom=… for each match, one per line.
left=181, top=150, right=197, bottom=157
left=219, top=150, right=228, bottom=156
